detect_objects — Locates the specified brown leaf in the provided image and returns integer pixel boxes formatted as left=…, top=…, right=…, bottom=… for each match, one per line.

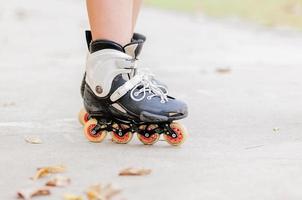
left=86, top=184, right=121, bottom=200
left=46, top=175, right=70, bottom=187
left=86, top=184, right=101, bottom=200
left=119, top=168, right=151, bottom=176
left=32, top=168, right=49, bottom=180
left=32, top=165, right=66, bottom=180
left=25, top=136, right=42, bottom=144
left=2, top=102, right=16, bottom=107
left=63, top=194, right=83, bottom=200
left=17, top=187, right=50, bottom=200
left=216, top=68, right=231, bottom=74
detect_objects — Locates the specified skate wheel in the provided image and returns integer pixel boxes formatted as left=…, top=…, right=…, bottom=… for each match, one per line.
left=137, top=124, right=160, bottom=145
left=78, top=108, right=90, bottom=125
left=163, top=122, right=187, bottom=146
left=84, top=119, right=107, bottom=143
left=111, top=123, right=133, bottom=144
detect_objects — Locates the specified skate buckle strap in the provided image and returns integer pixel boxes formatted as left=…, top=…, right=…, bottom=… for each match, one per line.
left=110, top=75, right=143, bottom=102
left=123, top=58, right=137, bottom=69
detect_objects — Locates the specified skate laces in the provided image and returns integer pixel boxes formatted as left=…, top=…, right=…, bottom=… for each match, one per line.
left=130, top=69, right=169, bottom=103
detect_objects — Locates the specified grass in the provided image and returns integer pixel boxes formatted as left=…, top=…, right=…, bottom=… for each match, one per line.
left=144, top=0, right=302, bottom=29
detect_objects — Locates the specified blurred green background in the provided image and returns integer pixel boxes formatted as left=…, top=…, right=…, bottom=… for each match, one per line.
left=145, top=0, right=302, bottom=29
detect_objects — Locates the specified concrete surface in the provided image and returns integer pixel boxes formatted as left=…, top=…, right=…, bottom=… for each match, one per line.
left=1, top=0, right=302, bottom=199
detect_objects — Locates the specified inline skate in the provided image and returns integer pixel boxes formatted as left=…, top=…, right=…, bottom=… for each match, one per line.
left=78, top=31, right=188, bottom=146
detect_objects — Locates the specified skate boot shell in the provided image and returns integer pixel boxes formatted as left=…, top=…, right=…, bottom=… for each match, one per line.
left=78, top=31, right=188, bottom=146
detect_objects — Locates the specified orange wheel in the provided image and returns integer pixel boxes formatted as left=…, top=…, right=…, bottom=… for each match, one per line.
left=111, top=123, right=133, bottom=144
left=83, top=119, right=107, bottom=143
left=78, top=108, right=90, bottom=125
left=163, top=122, right=187, bottom=146
left=137, top=124, right=160, bottom=145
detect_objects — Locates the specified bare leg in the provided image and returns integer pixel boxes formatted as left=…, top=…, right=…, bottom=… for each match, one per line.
left=86, top=0, right=133, bottom=46
left=132, top=0, right=143, bottom=33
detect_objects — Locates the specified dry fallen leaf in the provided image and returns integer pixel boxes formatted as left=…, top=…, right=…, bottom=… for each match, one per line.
left=17, top=187, right=50, bottom=200
left=63, top=194, right=83, bottom=200
left=32, top=165, right=66, bottom=180
left=119, top=168, right=151, bottom=176
left=86, top=184, right=101, bottom=200
left=216, top=68, right=231, bottom=74
left=86, top=184, right=121, bottom=200
left=46, top=175, right=71, bottom=187
left=25, top=136, right=42, bottom=144
left=37, top=165, right=66, bottom=173
left=2, top=102, right=16, bottom=107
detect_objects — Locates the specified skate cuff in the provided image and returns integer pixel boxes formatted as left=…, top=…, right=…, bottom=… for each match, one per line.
left=110, top=75, right=143, bottom=102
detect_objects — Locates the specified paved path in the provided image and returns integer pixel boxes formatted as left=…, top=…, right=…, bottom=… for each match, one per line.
left=1, top=0, right=302, bottom=199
